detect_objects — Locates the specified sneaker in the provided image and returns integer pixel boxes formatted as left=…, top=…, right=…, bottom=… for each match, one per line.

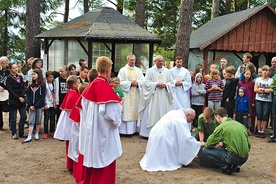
left=12, top=134, right=18, bottom=140
left=35, top=134, right=40, bottom=140
left=50, top=132, right=55, bottom=137
left=268, top=135, right=276, bottom=143
left=255, top=132, right=261, bottom=137
left=42, top=134, right=48, bottom=139
left=260, top=133, right=266, bottom=138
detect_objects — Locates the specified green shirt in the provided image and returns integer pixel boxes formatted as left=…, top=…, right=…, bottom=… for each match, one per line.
left=197, top=113, right=219, bottom=138
left=271, top=74, right=276, bottom=95
left=205, top=118, right=251, bottom=157
left=114, top=87, right=124, bottom=99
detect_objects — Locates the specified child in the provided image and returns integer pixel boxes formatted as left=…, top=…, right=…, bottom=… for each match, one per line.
left=6, top=63, right=27, bottom=139
left=222, top=69, right=228, bottom=85
left=54, top=75, right=80, bottom=171
left=88, top=68, right=98, bottom=83
left=112, top=77, right=124, bottom=99
left=205, top=69, right=224, bottom=110
left=238, top=69, right=255, bottom=135
left=43, top=71, right=56, bottom=139
left=191, top=73, right=206, bottom=128
left=77, top=66, right=89, bottom=83
left=68, top=82, right=89, bottom=183
left=254, top=65, right=273, bottom=138
left=234, top=87, right=251, bottom=133
left=54, top=65, right=69, bottom=121
left=23, top=69, right=46, bottom=143
left=222, top=65, right=238, bottom=118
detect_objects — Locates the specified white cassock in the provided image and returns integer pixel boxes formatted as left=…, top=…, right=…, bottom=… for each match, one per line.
left=170, top=66, right=192, bottom=110
left=54, top=110, right=72, bottom=140
left=138, top=65, right=174, bottom=137
left=139, top=109, right=201, bottom=172
left=117, top=64, right=145, bottom=134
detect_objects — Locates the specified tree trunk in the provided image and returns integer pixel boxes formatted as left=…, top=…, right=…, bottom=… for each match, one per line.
left=134, top=0, right=146, bottom=67
left=26, top=0, right=41, bottom=59
left=117, top=0, right=124, bottom=14
left=225, top=0, right=231, bottom=14
left=84, top=0, right=89, bottom=13
left=175, top=0, right=194, bottom=68
left=64, top=0, right=70, bottom=23
left=247, top=0, right=251, bottom=9
left=211, top=0, right=220, bottom=19
left=3, top=9, right=8, bottom=56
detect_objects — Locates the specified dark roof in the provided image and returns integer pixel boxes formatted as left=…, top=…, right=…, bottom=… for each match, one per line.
left=170, top=4, right=275, bottom=50
left=36, top=7, right=161, bottom=43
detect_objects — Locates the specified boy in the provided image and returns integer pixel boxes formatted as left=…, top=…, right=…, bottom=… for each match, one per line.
left=112, top=77, right=124, bottom=99
left=54, top=75, right=80, bottom=171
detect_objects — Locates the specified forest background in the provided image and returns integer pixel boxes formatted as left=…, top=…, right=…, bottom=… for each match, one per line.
left=0, top=0, right=275, bottom=69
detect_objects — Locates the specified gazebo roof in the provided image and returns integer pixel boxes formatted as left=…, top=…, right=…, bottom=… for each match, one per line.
left=36, top=7, right=161, bottom=43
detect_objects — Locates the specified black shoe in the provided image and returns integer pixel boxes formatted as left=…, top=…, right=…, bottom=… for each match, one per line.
left=19, top=135, right=27, bottom=138
left=234, top=167, right=240, bottom=173
left=268, top=136, right=276, bottom=143
left=222, top=165, right=238, bottom=175
left=22, top=139, right=32, bottom=144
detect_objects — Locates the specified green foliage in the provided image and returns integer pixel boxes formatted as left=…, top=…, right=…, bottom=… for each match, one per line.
left=154, top=47, right=175, bottom=62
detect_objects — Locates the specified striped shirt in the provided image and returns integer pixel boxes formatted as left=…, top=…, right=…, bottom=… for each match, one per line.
left=205, top=79, right=224, bottom=102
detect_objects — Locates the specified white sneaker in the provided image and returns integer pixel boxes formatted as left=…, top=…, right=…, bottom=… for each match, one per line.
left=35, top=133, right=39, bottom=140
left=12, top=134, right=18, bottom=140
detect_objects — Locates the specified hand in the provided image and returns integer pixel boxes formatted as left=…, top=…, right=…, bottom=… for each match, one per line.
left=215, top=142, right=223, bottom=148
left=226, top=98, right=229, bottom=102
left=200, top=141, right=205, bottom=147
left=157, top=83, right=166, bottom=89
left=44, top=105, right=49, bottom=110
left=131, top=80, right=138, bottom=87
left=30, top=106, right=35, bottom=111
left=248, top=114, right=251, bottom=117
left=0, top=86, right=4, bottom=92
left=19, top=97, right=25, bottom=103
left=175, top=81, right=182, bottom=86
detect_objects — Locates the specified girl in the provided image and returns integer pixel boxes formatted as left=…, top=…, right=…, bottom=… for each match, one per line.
left=6, top=63, right=27, bottom=139
left=77, top=66, right=89, bottom=83
left=54, top=65, right=69, bottom=121
left=238, top=69, right=255, bottom=135
left=205, top=69, right=224, bottom=110
left=43, top=71, right=56, bottom=139
left=23, top=69, right=46, bottom=143
left=191, top=73, right=206, bottom=128
left=254, top=65, right=273, bottom=138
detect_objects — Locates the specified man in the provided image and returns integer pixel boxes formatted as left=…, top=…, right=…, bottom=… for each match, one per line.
left=193, top=107, right=219, bottom=143
left=219, top=58, right=228, bottom=78
left=140, top=108, right=202, bottom=171
left=199, top=107, right=251, bottom=175
left=117, top=54, right=144, bottom=135
left=269, top=56, right=276, bottom=78
left=235, top=52, right=252, bottom=79
left=138, top=55, right=174, bottom=137
left=77, top=59, right=88, bottom=75
left=170, top=56, right=192, bottom=110
left=78, top=56, right=122, bottom=183
left=269, top=58, right=276, bottom=143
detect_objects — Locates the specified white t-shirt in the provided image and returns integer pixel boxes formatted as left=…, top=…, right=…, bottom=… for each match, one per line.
left=255, top=77, right=273, bottom=102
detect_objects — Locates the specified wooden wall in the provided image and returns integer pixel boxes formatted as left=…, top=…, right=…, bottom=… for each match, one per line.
left=209, top=7, right=276, bottom=53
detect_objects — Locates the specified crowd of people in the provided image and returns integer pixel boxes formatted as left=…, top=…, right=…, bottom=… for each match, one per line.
left=0, top=53, right=275, bottom=183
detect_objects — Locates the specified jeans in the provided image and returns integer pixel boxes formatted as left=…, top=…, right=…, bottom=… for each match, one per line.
left=191, top=105, right=203, bottom=128
left=200, top=147, right=248, bottom=169
left=236, top=112, right=249, bottom=129
left=29, top=108, right=43, bottom=127
left=273, top=97, right=276, bottom=135
left=10, top=106, right=27, bottom=136
left=44, top=107, right=56, bottom=134
left=255, top=100, right=271, bottom=121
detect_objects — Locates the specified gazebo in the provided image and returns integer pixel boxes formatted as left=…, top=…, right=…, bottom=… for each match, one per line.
left=36, top=7, right=161, bottom=73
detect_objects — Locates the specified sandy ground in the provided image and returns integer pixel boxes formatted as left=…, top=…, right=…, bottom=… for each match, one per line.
left=0, top=112, right=275, bottom=184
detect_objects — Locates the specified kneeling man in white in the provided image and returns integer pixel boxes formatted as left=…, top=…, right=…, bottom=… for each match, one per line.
left=140, top=108, right=202, bottom=171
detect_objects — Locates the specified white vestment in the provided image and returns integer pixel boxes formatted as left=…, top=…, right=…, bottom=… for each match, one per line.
left=68, top=122, right=79, bottom=162
left=117, top=64, right=145, bottom=134
left=170, top=66, right=192, bottom=110
left=54, top=110, right=72, bottom=140
left=139, top=109, right=201, bottom=172
left=80, top=99, right=122, bottom=168
left=138, top=65, right=174, bottom=137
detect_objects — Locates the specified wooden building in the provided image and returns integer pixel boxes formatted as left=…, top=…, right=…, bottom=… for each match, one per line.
left=173, top=4, right=276, bottom=72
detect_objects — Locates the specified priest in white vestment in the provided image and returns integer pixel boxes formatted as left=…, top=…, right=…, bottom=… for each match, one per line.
left=138, top=55, right=174, bottom=137
left=118, top=54, right=145, bottom=135
left=140, top=108, right=202, bottom=172
left=170, top=56, right=192, bottom=110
